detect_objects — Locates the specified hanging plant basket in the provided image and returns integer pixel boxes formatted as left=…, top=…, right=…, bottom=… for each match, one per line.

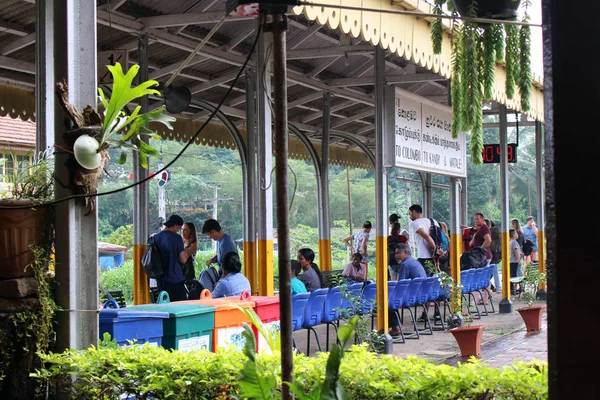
left=449, top=324, right=485, bottom=357
left=517, top=305, right=544, bottom=332
left=451, top=0, right=522, bottom=20
left=429, top=0, right=533, bottom=165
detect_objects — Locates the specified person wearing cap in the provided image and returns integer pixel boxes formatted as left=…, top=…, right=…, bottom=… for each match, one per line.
left=153, top=214, right=194, bottom=301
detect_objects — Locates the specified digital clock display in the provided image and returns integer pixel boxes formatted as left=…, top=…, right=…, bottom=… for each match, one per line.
left=482, top=144, right=517, bottom=164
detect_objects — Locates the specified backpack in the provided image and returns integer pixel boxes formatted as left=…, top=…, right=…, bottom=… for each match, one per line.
left=460, top=246, right=488, bottom=270
left=428, top=218, right=449, bottom=253
left=142, top=235, right=165, bottom=279
left=199, top=266, right=220, bottom=293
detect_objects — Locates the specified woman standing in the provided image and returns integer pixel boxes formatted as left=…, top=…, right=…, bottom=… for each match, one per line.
left=297, top=248, right=323, bottom=292
left=511, top=218, right=525, bottom=251
left=181, top=222, right=198, bottom=281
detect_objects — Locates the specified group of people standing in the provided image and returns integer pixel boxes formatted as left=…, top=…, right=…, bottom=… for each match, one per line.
left=151, top=215, right=250, bottom=302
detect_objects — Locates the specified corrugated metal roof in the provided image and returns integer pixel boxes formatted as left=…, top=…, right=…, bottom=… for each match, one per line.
left=0, top=1, right=458, bottom=159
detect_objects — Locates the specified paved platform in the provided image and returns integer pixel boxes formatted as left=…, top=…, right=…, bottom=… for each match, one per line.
left=292, top=296, right=548, bottom=369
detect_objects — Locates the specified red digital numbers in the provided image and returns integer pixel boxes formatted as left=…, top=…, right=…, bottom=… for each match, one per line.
left=481, top=144, right=517, bottom=164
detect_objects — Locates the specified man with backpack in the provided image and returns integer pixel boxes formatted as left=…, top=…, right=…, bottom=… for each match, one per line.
left=408, top=204, right=441, bottom=275
left=151, top=215, right=195, bottom=302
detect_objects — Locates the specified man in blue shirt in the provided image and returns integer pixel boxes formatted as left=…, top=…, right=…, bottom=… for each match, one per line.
left=389, top=243, right=427, bottom=337
left=202, top=219, right=238, bottom=277
left=154, top=215, right=193, bottom=302
left=395, top=243, right=427, bottom=280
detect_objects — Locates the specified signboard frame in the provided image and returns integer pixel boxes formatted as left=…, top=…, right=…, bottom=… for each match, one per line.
left=386, top=87, right=467, bottom=178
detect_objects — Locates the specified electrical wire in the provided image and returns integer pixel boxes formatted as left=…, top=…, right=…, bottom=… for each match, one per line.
left=0, top=25, right=262, bottom=211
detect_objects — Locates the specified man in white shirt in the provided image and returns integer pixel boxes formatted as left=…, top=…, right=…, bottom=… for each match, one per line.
left=408, top=204, right=438, bottom=273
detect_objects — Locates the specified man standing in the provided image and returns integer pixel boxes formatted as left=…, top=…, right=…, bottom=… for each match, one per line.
left=470, top=212, right=501, bottom=292
left=408, top=204, right=438, bottom=273
left=154, top=214, right=193, bottom=302
left=202, top=218, right=238, bottom=276
left=343, top=220, right=372, bottom=265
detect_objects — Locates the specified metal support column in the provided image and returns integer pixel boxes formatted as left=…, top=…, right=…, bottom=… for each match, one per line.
left=535, top=121, right=546, bottom=298
left=133, top=34, right=151, bottom=305
left=318, top=93, right=332, bottom=271
left=266, top=12, right=292, bottom=399
left=256, top=20, right=274, bottom=296
left=460, top=178, right=468, bottom=227
left=449, top=177, right=462, bottom=290
left=35, top=0, right=54, bottom=153
left=53, top=0, right=98, bottom=351
left=498, top=105, right=512, bottom=313
left=374, top=46, right=388, bottom=331
left=424, top=173, right=433, bottom=217
left=244, top=69, right=258, bottom=292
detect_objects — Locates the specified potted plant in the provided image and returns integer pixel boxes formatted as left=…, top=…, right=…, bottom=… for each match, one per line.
left=55, top=62, right=176, bottom=212
left=516, top=262, right=546, bottom=332
left=0, top=151, right=54, bottom=279
left=445, top=277, right=486, bottom=357
left=430, top=0, right=532, bottom=164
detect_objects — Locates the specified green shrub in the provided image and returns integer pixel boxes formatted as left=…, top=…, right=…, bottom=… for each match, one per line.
left=99, top=260, right=134, bottom=304
left=32, top=341, right=547, bottom=399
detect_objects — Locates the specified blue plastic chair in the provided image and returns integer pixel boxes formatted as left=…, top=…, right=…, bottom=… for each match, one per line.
left=471, top=268, right=490, bottom=316
left=339, top=282, right=363, bottom=318
left=389, top=279, right=410, bottom=343
left=321, top=286, right=345, bottom=350
left=413, top=277, right=436, bottom=335
left=302, top=288, right=329, bottom=354
left=362, top=282, right=377, bottom=330
left=482, top=265, right=496, bottom=313
left=427, top=276, right=449, bottom=331
left=461, top=269, right=481, bottom=319
left=399, top=277, right=424, bottom=339
left=291, top=293, right=310, bottom=349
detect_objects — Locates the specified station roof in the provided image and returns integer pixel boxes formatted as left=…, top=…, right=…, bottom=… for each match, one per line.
left=0, top=0, right=544, bottom=170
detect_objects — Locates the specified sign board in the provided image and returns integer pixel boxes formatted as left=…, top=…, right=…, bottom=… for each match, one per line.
left=390, top=88, right=466, bottom=178
left=97, top=50, right=129, bottom=85
left=482, top=143, right=518, bottom=163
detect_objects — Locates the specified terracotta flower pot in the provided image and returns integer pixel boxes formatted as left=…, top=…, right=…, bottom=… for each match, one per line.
left=517, top=305, right=545, bottom=332
left=449, top=325, right=486, bottom=357
left=0, top=199, right=48, bottom=278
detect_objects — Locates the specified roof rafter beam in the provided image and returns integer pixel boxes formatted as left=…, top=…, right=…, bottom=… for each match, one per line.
left=331, top=109, right=374, bottom=128
left=328, top=73, right=444, bottom=87
left=286, top=21, right=323, bottom=49
left=95, top=11, right=374, bottom=107
left=0, top=32, right=35, bottom=55
left=0, top=55, right=35, bottom=74
left=287, top=44, right=372, bottom=60
left=189, top=70, right=241, bottom=95
left=138, top=12, right=254, bottom=28
left=301, top=99, right=355, bottom=123
left=306, top=56, right=341, bottom=78
left=148, top=56, right=208, bottom=80
left=0, top=20, right=29, bottom=36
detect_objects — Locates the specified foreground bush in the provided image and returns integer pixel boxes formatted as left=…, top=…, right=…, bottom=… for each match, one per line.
left=32, top=342, right=547, bottom=400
